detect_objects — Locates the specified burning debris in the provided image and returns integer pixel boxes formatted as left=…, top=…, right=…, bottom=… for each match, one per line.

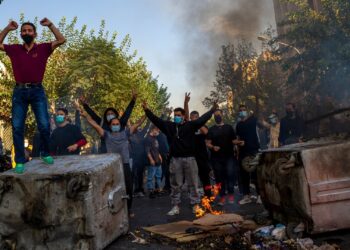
left=194, top=184, right=224, bottom=218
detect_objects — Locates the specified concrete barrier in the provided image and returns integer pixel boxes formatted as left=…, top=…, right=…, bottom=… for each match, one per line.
left=0, top=154, right=129, bottom=250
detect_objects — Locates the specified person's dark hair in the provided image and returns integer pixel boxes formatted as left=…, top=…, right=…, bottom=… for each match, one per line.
left=57, top=108, right=68, bottom=115
left=21, top=22, right=37, bottom=33
left=190, top=111, right=199, bottom=116
left=108, top=117, right=120, bottom=125
left=174, top=107, right=185, bottom=115
left=103, top=107, right=119, bottom=124
left=239, top=104, right=246, bottom=109
left=150, top=125, right=159, bottom=131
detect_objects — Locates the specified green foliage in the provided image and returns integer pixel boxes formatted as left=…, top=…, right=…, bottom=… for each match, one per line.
left=0, top=15, right=170, bottom=139
left=277, top=0, right=350, bottom=105
left=203, top=38, right=285, bottom=120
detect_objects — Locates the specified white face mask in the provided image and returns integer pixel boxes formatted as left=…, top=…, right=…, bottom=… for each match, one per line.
left=106, top=114, right=116, bottom=122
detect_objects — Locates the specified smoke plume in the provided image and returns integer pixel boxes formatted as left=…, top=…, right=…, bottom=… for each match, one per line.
left=169, top=0, right=275, bottom=110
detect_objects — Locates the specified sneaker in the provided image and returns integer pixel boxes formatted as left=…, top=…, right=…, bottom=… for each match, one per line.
left=250, top=194, right=258, bottom=200
left=42, top=156, right=54, bottom=165
left=218, top=196, right=226, bottom=206
left=228, top=194, right=235, bottom=204
left=134, top=192, right=145, bottom=198
left=238, top=195, right=253, bottom=205
left=167, top=205, right=180, bottom=216
left=15, top=163, right=25, bottom=174
left=256, top=195, right=263, bottom=204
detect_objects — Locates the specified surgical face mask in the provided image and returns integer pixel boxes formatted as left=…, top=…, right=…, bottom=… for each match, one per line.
left=174, top=116, right=183, bottom=124
left=106, top=114, right=116, bottom=122
left=111, top=125, right=121, bottom=132
left=21, top=34, right=34, bottom=45
left=270, top=117, right=278, bottom=124
left=239, top=111, right=248, bottom=118
left=214, top=115, right=222, bottom=124
left=55, top=115, right=65, bottom=124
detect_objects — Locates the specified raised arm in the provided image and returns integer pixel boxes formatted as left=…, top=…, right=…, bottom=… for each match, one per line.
left=142, top=101, right=168, bottom=134
left=0, top=21, right=18, bottom=51
left=130, top=115, right=146, bottom=134
left=141, top=119, right=151, bottom=137
left=80, top=109, right=104, bottom=137
left=78, top=96, right=102, bottom=125
left=40, top=18, right=66, bottom=51
left=120, top=89, right=137, bottom=128
left=184, top=92, right=190, bottom=121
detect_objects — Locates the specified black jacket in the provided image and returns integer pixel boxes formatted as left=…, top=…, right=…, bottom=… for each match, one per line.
left=145, top=109, right=214, bottom=157
left=279, top=114, right=304, bottom=145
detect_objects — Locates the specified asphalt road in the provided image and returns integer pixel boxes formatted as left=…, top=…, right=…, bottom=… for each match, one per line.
left=106, top=192, right=350, bottom=249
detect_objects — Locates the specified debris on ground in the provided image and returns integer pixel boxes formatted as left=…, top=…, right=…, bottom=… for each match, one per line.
left=140, top=212, right=341, bottom=249
left=193, top=213, right=244, bottom=226
left=129, top=232, right=148, bottom=245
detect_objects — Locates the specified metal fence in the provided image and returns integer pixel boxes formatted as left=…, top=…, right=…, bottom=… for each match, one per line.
left=0, top=121, right=12, bottom=154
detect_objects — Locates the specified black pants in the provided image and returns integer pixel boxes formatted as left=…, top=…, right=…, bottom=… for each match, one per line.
left=195, top=155, right=212, bottom=197
left=123, top=163, right=133, bottom=212
left=160, top=153, right=170, bottom=190
left=211, top=156, right=238, bottom=196
left=238, top=153, right=259, bottom=196
left=132, top=159, right=145, bottom=193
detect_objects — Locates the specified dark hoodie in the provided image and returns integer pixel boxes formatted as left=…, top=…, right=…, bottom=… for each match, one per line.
left=83, top=99, right=136, bottom=153
left=145, top=108, right=214, bottom=157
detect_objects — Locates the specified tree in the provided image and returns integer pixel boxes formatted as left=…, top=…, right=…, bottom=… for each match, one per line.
left=0, top=15, right=170, bottom=140
left=275, top=0, right=350, bottom=107
left=203, top=39, right=285, bottom=121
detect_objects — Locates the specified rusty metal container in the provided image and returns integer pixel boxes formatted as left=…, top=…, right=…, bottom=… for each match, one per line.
left=257, top=137, right=350, bottom=237
left=0, top=154, right=129, bottom=250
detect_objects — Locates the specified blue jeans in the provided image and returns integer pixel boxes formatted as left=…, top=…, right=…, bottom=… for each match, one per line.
left=12, top=86, right=50, bottom=164
left=147, top=165, right=162, bottom=191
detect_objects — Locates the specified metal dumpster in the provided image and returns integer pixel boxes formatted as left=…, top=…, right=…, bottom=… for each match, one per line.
left=0, top=154, right=129, bottom=250
left=257, top=137, right=350, bottom=237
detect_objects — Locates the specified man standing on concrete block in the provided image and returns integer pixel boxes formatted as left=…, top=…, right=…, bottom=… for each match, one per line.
left=142, top=98, right=218, bottom=216
left=0, top=18, right=66, bottom=173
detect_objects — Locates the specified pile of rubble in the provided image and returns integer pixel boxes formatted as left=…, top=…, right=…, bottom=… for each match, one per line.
left=129, top=213, right=341, bottom=250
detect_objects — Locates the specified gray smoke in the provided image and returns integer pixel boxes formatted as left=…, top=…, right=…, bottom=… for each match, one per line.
left=169, top=0, right=275, bottom=109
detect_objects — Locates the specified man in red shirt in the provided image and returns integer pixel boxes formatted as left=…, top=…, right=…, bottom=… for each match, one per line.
left=0, top=18, right=66, bottom=173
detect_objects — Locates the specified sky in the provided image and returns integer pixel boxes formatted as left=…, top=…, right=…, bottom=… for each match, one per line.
left=0, top=0, right=276, bottom=113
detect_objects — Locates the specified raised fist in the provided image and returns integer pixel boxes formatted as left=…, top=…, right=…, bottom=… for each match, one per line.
left=7, top=21, right=18, bottom=31
left=40, top=18, right=52, bottom=27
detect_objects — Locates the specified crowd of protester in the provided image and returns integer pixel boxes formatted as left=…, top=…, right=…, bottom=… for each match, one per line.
left=0, top=18, right=316, bottom=217
left=12, top=90, right=306, bottom=216
left=0, top=87, right=306, bottom=214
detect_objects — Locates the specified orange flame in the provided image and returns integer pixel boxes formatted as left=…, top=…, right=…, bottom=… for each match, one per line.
left=195, top=184, right=224, bottom=218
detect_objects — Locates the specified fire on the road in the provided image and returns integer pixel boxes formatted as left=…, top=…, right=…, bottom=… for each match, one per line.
left=195, top=184, right=224, bottom=218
